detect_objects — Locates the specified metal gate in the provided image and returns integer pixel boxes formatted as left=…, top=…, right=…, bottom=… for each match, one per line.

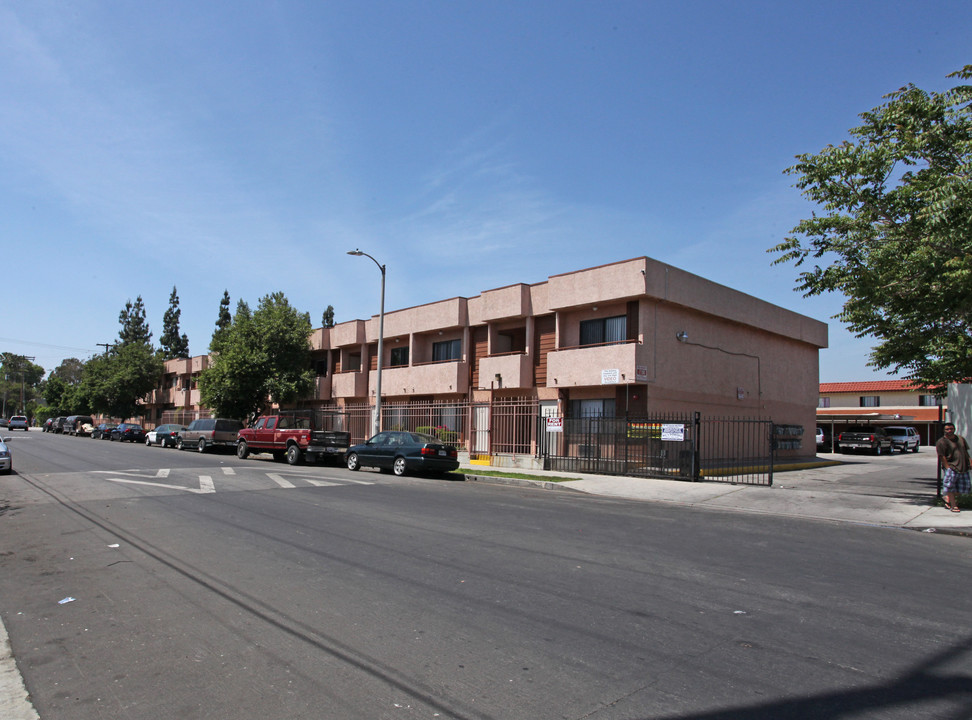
left=536, top=413, right=775, bottom=485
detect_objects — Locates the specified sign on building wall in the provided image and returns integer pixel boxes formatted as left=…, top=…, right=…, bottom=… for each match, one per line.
left=636, top=365, right=648, bottom=382
left=601, top=369, right=620, bottom=384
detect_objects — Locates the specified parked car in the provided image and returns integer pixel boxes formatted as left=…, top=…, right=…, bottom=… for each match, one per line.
left=816, top=427, right=834, bottom=452
left=64, top=415, right=94, bottom=436
left=8, top=416, right=29, bottom=431
left=345, top=430, right=460, bottom=476
left=0, top=418, right=8, bottom=429
left=43, top=418, right=54, bottom=432
left=91, top=423, right=117, bottom=440
left=0, top=436, right=11, bottom=474
left=837, top=426, right=894, bottom=455
left=52, top=417, right=68, bottom=434
left=111, top=423, right=146, bottom=443
left=178, top=418, right=243, bottom=452
left=146, top=424, right=186, bottom=448
left=885, top=425, right=920, bottom=453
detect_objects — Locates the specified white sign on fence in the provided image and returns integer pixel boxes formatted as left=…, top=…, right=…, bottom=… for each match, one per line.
left=546, top=417, right=564, bottom=433
left=661, top=424, right=685, bottom=441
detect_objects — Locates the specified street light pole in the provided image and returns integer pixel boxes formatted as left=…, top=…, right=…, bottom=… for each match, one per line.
left=347, top=249, right=386, bottom=437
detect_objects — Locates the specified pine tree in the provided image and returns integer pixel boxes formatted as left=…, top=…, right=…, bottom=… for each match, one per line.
left=118, top=296, right=152, bottom=345
left=160, top=286, right=190, bottom=360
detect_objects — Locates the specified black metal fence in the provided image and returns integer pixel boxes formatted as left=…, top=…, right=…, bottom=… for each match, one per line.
left=537, top=412, right=775, bottom=486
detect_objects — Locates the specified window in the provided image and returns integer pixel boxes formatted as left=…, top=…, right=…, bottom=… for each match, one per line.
left=569, top=398, right=617, bottom=418
left=579, top=315, right=626, bottom=346
left=859, top=396, right=880, bottom=407
left=818, top=397, right=831, bottom=408
left=347, top=352, right=361, bottom=372
left=390, top=346, right=409, bottom=367
left=314, top=359, right=328, bottom=376
left=432, top=339, right=462, bottom=362
left=919, top=395, right=941, bottom=407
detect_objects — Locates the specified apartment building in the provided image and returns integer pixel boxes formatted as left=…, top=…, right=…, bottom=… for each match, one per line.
left=145, top=257, right=828, bottom=459
left=817, top=379, right=946, bottom=445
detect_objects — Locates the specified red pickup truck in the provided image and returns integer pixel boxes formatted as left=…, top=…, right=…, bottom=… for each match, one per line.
left=236, top=411, right=351, bottom=465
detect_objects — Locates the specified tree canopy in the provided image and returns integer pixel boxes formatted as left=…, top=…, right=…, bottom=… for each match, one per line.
left=80, top=298, right=163, bottom=419
left=770, top=66, right=972, bottom=388
left=199, top=292, right=315, bottom=420
left=1, top=353, right=45, bottom=417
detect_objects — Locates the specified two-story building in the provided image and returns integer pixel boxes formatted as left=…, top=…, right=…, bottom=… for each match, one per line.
left=144, top=257, right=828, bottom=466
left=817, top=380, right=946, bottom=446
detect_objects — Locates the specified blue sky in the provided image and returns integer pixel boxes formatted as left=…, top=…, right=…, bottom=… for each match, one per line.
left=1, top=1, right=969, bottom=379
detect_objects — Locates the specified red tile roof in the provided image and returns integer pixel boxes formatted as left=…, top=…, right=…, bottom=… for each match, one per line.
left=819, top=380, right=923, bottom=393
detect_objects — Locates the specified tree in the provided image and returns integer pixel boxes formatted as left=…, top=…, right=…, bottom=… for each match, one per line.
left=119, top=296, right=152, bottom=345
left=199, top=292, right=315, bottom=419
left=81, top=299, right=163, bottom=419
left=322, top=305, right=335, bottom=329
left=770, top=66, right=972, bottom=388
left=41, top=357, right=86, bottom=416
left=160, top=286, right=190, bottom=360
left=0, top=353, right=45, bottom=417
left=211, top=290, right=232, bottom=352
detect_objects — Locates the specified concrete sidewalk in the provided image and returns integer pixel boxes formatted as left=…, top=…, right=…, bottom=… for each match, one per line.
left=460, top=455, right=972, bottom=535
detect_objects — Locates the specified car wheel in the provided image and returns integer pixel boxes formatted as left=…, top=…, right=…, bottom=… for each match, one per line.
left=286, top=445, right=302, bottom=465
left=145, top=437, right=152, bottom=446
left=110, top=435, right=116, bottom=441
left=236, top=441, right=249, bottom=459
left=177, top=438, right=185, bottom=451
left=393, top=457, right=407, bottom=477
left=346, top=452, right=360, bottom=471
left=197, top=438, right=207, bottom=453
left=874, top=444, right=882, bottom=456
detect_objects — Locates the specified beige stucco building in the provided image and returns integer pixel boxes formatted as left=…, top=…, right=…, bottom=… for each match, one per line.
left=147, top=257, right=827, bottom=462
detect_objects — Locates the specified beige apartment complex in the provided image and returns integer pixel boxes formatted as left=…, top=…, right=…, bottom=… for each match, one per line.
left=146, top=257, right=828, bottom=463
left=817, top=379, right=946, bottom=445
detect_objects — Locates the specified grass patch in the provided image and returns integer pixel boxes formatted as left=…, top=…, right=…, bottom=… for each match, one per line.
left=454, top=468, right=580, bottom=483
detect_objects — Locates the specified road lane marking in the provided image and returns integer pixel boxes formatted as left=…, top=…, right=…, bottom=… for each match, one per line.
left=221, top=467, right=236, bottom=475
left=107, top=478, right=213, bottom=494
left=199, top=476, right=215, bottom=493
left=93, top=469, right=171, bottom=478
left=266, top=473, right=296, bottom=488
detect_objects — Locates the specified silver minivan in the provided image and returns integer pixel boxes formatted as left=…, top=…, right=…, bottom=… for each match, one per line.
left=177, top=418, right=243, bottom=453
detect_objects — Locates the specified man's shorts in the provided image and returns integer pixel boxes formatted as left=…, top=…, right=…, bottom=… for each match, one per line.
left=943, top=468, right=971, bottom=495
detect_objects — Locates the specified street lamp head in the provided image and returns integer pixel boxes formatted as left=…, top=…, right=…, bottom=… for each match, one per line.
left=347, top=249, right=363, bottom=256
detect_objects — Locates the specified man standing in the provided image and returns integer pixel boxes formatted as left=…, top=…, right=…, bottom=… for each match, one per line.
left=936, top=423, right=971, bottom=512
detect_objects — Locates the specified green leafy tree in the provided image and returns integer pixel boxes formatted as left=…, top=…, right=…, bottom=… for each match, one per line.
left=322, top=304, right=335, bottom=329
left=771, top=66, right=972, bottom=388
left=81, top=299, right=163, bottom=419
left=0, top=353, right=45, bottom=417
left=41, top=357, right=86, bottom=416
left=160, top=286, right=190, bottom=360
left=200, top=292, right=315, bottom=419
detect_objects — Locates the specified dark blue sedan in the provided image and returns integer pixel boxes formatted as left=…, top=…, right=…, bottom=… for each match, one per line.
left=345, top=431, right=459, bottom=477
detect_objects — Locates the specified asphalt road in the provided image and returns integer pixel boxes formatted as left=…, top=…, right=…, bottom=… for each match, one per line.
left=1, top=430, right=971, bottom=719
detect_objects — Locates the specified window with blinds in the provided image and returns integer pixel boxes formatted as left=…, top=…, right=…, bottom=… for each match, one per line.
left=579, top=315, right=626, bottom=346
left=432, top=339, right=462, bottom=362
